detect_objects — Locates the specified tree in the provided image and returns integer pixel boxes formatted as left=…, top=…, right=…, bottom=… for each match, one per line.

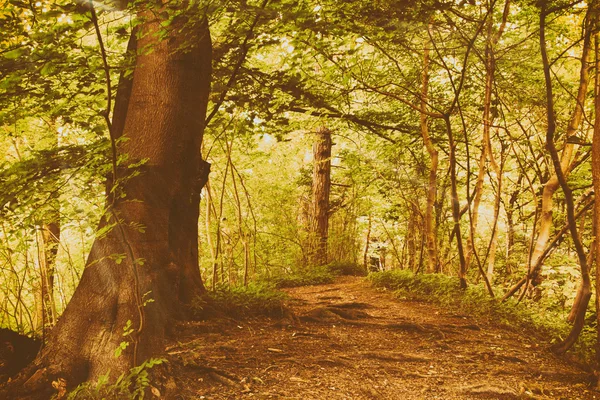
left=4, top=3, right=212, bottom=397
left=310, top=127, right=332, bottom=266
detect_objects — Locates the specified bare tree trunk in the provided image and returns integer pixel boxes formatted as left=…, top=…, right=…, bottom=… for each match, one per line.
left=444, top=116, right=468, bottom=289
left=420, top=24, right=439, bottom=273
left=539, top=4, right=593, bottom=355
left=407, top=205, right=417, bottom=271
left=310, top=127, right=332, bottom=266
left=465, top=0, right=510, bottom=271
left=528, top=3, right=592, bottom=288
left=5, top=6, right=212, bottom=397
left=363, top=214, right=372, bottom=270
left=592, top=16, right=600, bottom=369
left=34, top=214, right=60, bottom=334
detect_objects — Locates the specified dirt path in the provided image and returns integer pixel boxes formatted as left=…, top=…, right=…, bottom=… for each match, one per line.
left=166, top=277, right=597, bottom=399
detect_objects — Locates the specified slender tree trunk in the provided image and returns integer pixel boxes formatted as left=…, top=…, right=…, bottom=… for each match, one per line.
left=445, top=116, right=468, bottom=288
left=406, top=205, right=417, bottom=271
left=420, top=24, right=439, bottom=273
left=465, top=0, right=510, bottom=271
left=486, top=164, right=503, bottom=282
left=363, top=214, right=372, bottom=270
left=504, top=176, right=522, bottom=274
left=35, top=214, right=60, bottom=334
left=539, top=4, right=593, bottom=354
left=6, top=7, right=212, bottom=397
left=310, top=127, right=332, bottom=266
left=528, top=3, right=592, bottom=288
left=592, top=16, right=600, bottom=369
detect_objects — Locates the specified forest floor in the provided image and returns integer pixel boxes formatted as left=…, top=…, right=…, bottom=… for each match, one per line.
left=164, top=276, right=597, bottom=399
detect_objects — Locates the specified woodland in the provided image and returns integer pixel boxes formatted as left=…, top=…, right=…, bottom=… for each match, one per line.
left=2, top=0, right=600, bottom=398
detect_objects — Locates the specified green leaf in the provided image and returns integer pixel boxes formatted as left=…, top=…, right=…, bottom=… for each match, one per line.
left=40, top=62, right=56, bottom=76
left=4, top=47, right=26, bottom=59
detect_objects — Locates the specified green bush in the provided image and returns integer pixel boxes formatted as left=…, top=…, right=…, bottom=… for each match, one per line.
left=269, top=266, right=335, bottom=288
left=193, top=283, right=288, bottom=319
left=65, top=358, right=164, bottom=400
left=326, top=261, right=367, bottom=276
left=368, top=269, right=595, bottom=364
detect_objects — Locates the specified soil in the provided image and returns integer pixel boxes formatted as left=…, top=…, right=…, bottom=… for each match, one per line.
left=164, top=276, right=598, bottom=399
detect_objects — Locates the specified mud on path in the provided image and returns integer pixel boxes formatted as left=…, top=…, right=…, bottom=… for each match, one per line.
left=166, top=277, right=597, bottom=399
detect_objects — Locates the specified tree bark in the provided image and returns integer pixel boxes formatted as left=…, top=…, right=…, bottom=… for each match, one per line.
left=35, top=215, right=60, bottom=333
left=592, top=14, right=600, bottom=369
left=5, top=6, right=212, bottom=398
left=420, top=24, right=439, bottom=274
left=310, top=127, right=332, bottom=267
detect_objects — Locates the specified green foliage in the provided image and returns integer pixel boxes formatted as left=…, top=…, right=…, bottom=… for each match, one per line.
left=65, top=358, right=164, bottom=400
left=368, top=270, right=596, bottom=364
left=268, top=266, right=336, bottom=288
left=193, top=284, right=288, bottom=319
left=325, top=261, right=367, bottom=276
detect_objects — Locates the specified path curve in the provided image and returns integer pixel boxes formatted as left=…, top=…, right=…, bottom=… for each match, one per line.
left=167, top=276, right=596, bottom=399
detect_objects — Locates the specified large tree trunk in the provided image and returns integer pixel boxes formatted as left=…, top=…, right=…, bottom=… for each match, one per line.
left=310, top=127, right=332, bottom=267
left=5, top=6, right=212, bottom=398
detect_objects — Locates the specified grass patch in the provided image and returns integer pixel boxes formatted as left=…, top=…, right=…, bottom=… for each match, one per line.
left=193, top=283, right=288, bottom=319
left=368, top=269, right=595, bottom=364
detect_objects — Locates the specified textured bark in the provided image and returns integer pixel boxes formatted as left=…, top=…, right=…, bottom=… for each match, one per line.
left=310, top=127, right=332, bottom=267
left=35, top=216, right=60, bottom=332
left=420, top=25, right=439, bottom=273
left=592, top=20, right=600, bottom=367
left=4, top=7, right=212, bottom=398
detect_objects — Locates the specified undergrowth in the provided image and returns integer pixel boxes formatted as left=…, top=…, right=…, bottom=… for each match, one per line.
left=64, top=358, right=164, bottom=399
left=267, top=265, right=336, bottom=288
left=326, top=261, right=367, bottom=277
left=266, top=261, right=366, bottom=288
left=193, top=284, right=288, bottom=319
left=369, top=269, right=596, bottom=365
left=193, top=261, right=365, bottom=319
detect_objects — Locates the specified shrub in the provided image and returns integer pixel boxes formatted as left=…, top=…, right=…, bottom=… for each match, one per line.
left=326, top=261, right=367, bottom=276
left=65, top=358, right=164, bottom=399
left=193, top=283, right=288, bottom=319
left=269, top=266, right=335, bottom=288
left=368, top=269, right=595, bottom=364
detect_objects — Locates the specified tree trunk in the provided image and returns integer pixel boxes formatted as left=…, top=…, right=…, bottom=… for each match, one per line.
left=539, top=4, right=592, bottom=355
left=465, top=0, right=510, bottom=271
left=445, top=116, right=468, bottom=289
left=363, top=214, right=372, bottom=270
left=35, top=215, right=60, bottom=333
left=420, top=24, right=439, bottom=273
left=528, top=3, right=592, bottom=287
left=310, top=127, right=332, bottom=267
left=406, top=205, right=417, bottom=271
left=592, top=16, right=600, bottom=369
left=6, top=7, right=212, bottom=398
